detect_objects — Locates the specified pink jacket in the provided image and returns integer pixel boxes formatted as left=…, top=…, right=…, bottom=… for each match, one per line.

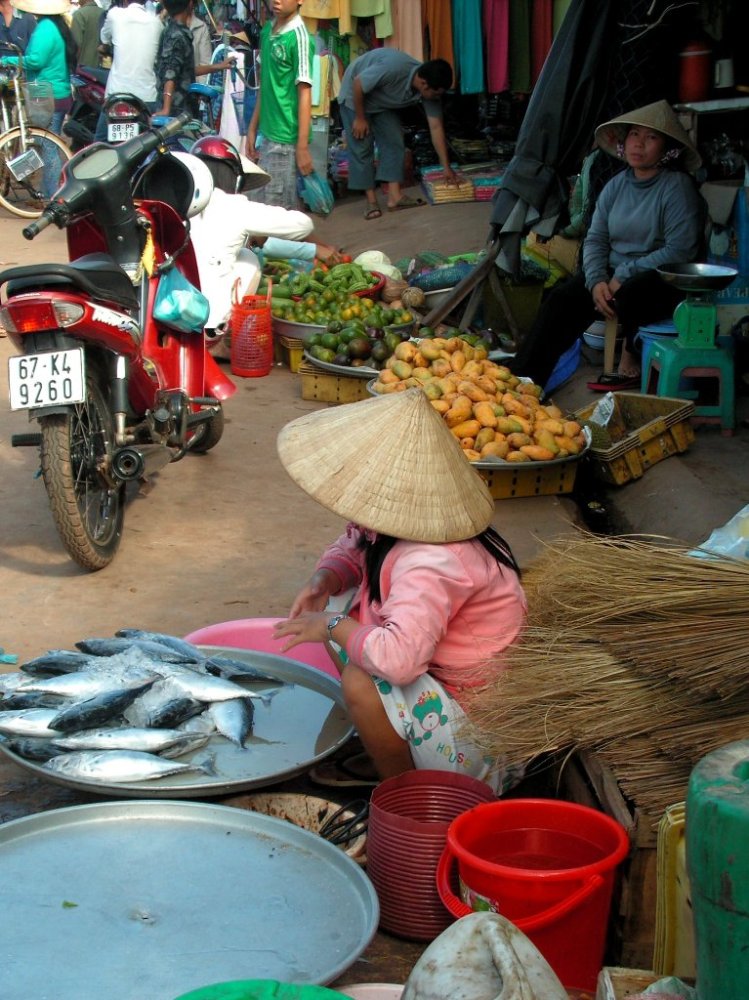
left=317, top=524, right=527, bottom=703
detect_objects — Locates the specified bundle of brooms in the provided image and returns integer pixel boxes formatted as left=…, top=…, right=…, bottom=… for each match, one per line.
left=466, top=533, right=749, bottom=819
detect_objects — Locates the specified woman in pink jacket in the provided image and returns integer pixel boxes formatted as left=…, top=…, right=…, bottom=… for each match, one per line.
left=274, top=389, right=527, bottom=792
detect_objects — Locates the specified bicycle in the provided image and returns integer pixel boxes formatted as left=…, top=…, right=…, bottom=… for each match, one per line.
left=0, top=43, right=72, bottom=219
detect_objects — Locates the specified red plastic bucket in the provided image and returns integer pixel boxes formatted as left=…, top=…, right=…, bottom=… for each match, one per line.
left=366, top=770, right=495, bottom=941
left=230, top=284, right=273, bottom=378
left=437, top=798, right=630, bottom=990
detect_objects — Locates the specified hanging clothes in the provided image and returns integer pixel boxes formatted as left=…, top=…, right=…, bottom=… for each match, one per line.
left=384, top=0, right=424, bottom=60
left=451, top=0, right=484, bottom=95
left=350, top=0, right=384, bottom=14
left=531, top=0, right=554, bottom=85
left=374, top=1, right=394, bottom=39
left=302, top=0, right=340, bottom=17
left=484, top=0, right=510, bottom=94
left=421, top=0, right=455, bottom=69
left=553, top=0, right=572, bottom=33
left=509, top=0, right=532, bottom=91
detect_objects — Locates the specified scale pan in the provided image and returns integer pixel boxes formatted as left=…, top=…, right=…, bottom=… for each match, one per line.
left=657, top=262, right=738, bottom=293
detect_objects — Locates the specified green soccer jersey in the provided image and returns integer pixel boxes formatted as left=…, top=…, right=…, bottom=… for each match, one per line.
left=258, top=13, right=314, bottom=146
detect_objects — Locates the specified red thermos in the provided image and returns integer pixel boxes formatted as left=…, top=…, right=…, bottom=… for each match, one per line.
left=679, top=40, right=713, bottom=102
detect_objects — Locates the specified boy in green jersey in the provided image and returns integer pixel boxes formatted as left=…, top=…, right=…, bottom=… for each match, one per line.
left=246, top=0, right=314, bottom=210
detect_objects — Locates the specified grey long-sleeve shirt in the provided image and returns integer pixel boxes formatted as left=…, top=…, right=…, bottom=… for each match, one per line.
left=583, top=168, right=704, bottom=290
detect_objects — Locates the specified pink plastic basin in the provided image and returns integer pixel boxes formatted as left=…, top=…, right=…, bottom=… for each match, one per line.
left=184, top=617, right=339, bottom=680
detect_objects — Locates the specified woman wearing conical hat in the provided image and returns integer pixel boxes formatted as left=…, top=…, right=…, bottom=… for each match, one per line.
left=273, top=389, right=528, bottom=792
left=509, top=100, right=706, bottom=392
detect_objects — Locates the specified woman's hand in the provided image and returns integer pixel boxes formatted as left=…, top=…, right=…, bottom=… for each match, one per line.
left=591, top=281, right=617, bottom=319
left=288, top=568, right=338, bottom=618
left=272, top=612, right=329, bottom=651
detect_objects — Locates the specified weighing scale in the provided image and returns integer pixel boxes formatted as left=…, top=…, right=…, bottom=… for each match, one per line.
left=656, top=262, right=738, bottom=347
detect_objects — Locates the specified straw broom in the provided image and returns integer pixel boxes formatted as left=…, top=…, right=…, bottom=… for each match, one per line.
left=464, top=531, right=749, bottom=819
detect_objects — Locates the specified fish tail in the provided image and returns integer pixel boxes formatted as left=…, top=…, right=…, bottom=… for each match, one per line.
left=196, top=752, right=218, bottom=777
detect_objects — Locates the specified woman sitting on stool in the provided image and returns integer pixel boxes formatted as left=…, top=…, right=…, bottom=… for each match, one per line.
left=509, top=100, right=705, bottom=392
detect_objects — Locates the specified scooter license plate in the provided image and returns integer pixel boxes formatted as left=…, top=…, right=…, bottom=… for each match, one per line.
left=8, top=348, right=85, bottom=411
left=107, top=121, right=140, bottom=143
left=7, top=146, right=44, bottom=181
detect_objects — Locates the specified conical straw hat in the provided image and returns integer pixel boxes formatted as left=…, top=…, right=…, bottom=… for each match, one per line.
left=277, top=389, right=495, bottom=543
left=595, top=100, right=702, bottom=172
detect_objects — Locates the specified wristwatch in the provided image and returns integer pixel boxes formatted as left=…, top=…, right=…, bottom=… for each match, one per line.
left=327, top=613, right=348, bottom=641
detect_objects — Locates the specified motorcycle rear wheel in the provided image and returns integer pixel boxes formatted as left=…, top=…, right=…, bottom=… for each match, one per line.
left=40, top=371, right=124, bottom=571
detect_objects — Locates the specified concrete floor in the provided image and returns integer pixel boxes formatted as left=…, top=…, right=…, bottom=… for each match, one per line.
left=0, top=184, right=748, bottom=992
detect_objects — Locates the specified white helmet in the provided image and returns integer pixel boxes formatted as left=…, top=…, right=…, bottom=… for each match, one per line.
left=171, top=152, right=214, bottom=218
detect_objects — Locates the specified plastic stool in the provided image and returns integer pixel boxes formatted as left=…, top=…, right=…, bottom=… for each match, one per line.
left=643, top=339, right=735, bottom=435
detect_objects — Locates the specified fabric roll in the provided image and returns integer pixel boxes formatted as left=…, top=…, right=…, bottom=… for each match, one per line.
left=509, top=0, right=531, bottom=91
left=452, top=0, right=484, bottom=94
left=531, top=0, right=553, bottom=85
left=484, top=0, right=509, bottom=94
left=421, top=0, right=455, bottom=68
left=384, top=0, right=424, bottom=60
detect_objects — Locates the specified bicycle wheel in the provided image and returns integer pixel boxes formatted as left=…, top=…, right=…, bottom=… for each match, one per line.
left=0, top=125, right=72, bottom=219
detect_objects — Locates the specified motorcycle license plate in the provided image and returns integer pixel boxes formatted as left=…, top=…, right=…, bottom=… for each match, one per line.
left=107, top=121, right=140, bottom=143
left=8, top=349, right=85, bottom=411
left=7, top=147, right=44, bottom=181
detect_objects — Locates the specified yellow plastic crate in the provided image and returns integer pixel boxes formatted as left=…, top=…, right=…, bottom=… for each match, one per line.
left=275, top=334, right=304, bottom=373
left=476, top=458, right=580, bottom=499
left=298, top=360, right=372, bottom=404
left=575, top=393, right=696, bottom=486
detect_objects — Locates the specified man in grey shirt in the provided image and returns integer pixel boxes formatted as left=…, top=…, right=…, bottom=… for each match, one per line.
left=337, top=48, right=459, bottom=220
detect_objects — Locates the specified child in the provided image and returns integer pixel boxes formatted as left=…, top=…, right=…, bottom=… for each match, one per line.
left=273, top=389, right=528, bottom=791
left=245, top=0, right=314, bottom=210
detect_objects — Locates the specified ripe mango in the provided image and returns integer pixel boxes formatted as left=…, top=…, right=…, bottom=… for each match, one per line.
left=507, top=432, right=532, bottom=449
left=450, top=419, right=481, bottom=439
left=480, top=440, right=510, bottom=459
left=474, top=427, right=496, bottom=451
left=390, top=360, right=413, bottom=380
left=534, top=428, right=560, bottom=454
left=521, top=444, right=556, bottom=461
left=506, top=450, right=531, bottom=462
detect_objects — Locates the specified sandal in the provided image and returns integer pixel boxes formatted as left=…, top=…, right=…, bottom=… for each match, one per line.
left=387, top=195, right=426, bottom=212
left=587, top=373, right=641, bottom=392
left=363, top=206, right=382, bottom=221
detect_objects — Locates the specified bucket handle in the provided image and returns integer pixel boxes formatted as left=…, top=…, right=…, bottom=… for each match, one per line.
left=437, top=843, right=605, bottom=931
left=231, top=276, right=272, bottom=306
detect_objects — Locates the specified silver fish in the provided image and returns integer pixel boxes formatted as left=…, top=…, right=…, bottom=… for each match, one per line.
left=115, top=628, right=205, bottom=661
left=44, top=749, right=217, bottom=783
left=1, top=691, right=67, bottom=711
left=20, top=650, right=94, bottom=676
left=0, top=709, right=62, bottom=738
left=48, top=682, right=155, bottom=733
left=49, top=726, right=209, bottom=755
left=75, top=637, right=199, bottom=662
left=158, top=733, right=212, bottom=759
left=158, top=663, right=278, bottom=707
left=179, top=710, right=217, bottom=735
left=210, top=697, right=255, bottom=748
left=0, top=672, right=29, bottom=694
left=18, top=662, right=158, bottom=699
left=4, top=737, right=68, bottom=762
left=123, top=677, right=205, bottom=729
left=203, top=654, right=285, bottom=685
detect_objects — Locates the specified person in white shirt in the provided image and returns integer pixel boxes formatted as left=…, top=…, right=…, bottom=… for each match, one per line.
left=189, top=9, right=211, bottom=84
left=188, top=135, right=314, bottom=340
left=94, top=0, right=163, bottom=139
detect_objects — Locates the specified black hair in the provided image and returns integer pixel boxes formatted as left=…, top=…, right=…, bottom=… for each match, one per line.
left=200, top=156, right=239, bottom=194
left=163, top=0, right=190, bottom=15
left=39, top=14, right=78, bottom=73
left=357, top=526, right=520, bottom=605
left=417, top=58, right=453, bottom=91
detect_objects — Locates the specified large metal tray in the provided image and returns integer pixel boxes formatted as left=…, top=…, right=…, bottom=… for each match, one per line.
left=0, top=800, right=379, bottom=998
left=0, top=646, right=353, bottom=798
left=303, top=350, right=379, bottom=378
left=473, top=426, right=593, bottom=469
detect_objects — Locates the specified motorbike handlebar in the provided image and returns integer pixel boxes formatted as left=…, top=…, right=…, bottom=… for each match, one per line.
left=22, top=209, right=57, bottom=241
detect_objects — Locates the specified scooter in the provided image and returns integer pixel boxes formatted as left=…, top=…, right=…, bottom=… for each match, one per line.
left=65, top=64, right=108, bottom=151
left=1, top=115, right=236, bottom=571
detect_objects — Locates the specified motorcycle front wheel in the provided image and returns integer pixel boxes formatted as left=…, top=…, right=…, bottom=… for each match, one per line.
left=40, top=371, right=125, bottom=571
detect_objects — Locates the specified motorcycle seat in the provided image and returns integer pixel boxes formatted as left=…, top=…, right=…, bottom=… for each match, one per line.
left=2, top=253, right=139, bottom=310
left=76, top=65, right=109, bottom=86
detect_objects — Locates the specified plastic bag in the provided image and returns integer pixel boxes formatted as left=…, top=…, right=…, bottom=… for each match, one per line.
left=153, top=264, right=209, bottom=334
left=297, top=170, right=334, bottom=216
left=689, top=503, right=749, bottom=561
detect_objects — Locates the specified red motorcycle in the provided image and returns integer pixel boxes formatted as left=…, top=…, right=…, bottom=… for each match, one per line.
left=1, top=115, right=236, bottom=571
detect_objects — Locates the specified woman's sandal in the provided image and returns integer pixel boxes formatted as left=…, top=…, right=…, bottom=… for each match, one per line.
left=387, top=195, right=426, bottom=212
left=586, top=372, right=641, bottom=392
left=363, top=206, right=382, bottom=221
left=308, top=751, right=379, bottom=788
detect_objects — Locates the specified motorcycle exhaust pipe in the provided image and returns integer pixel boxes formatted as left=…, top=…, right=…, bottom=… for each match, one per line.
left=111, top=443, right=174, bottom=482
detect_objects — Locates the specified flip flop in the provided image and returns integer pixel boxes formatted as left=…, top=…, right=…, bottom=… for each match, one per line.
left=363, top=206, right=382, bottom=221
left=587, top=373, right=641, bottom=392
left=387, top=195, right=426, bottom=212
left=308, top=751, right=379, bottom=788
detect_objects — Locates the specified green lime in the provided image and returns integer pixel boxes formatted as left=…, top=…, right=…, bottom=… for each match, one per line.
left=321, top=332, right=339, bottom=350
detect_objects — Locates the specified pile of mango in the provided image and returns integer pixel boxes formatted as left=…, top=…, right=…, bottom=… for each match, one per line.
left=370, top=335, right=586, bottom=463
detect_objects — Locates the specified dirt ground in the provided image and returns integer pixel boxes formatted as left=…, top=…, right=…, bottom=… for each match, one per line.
left=0, top=185, right=748, bottom=993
